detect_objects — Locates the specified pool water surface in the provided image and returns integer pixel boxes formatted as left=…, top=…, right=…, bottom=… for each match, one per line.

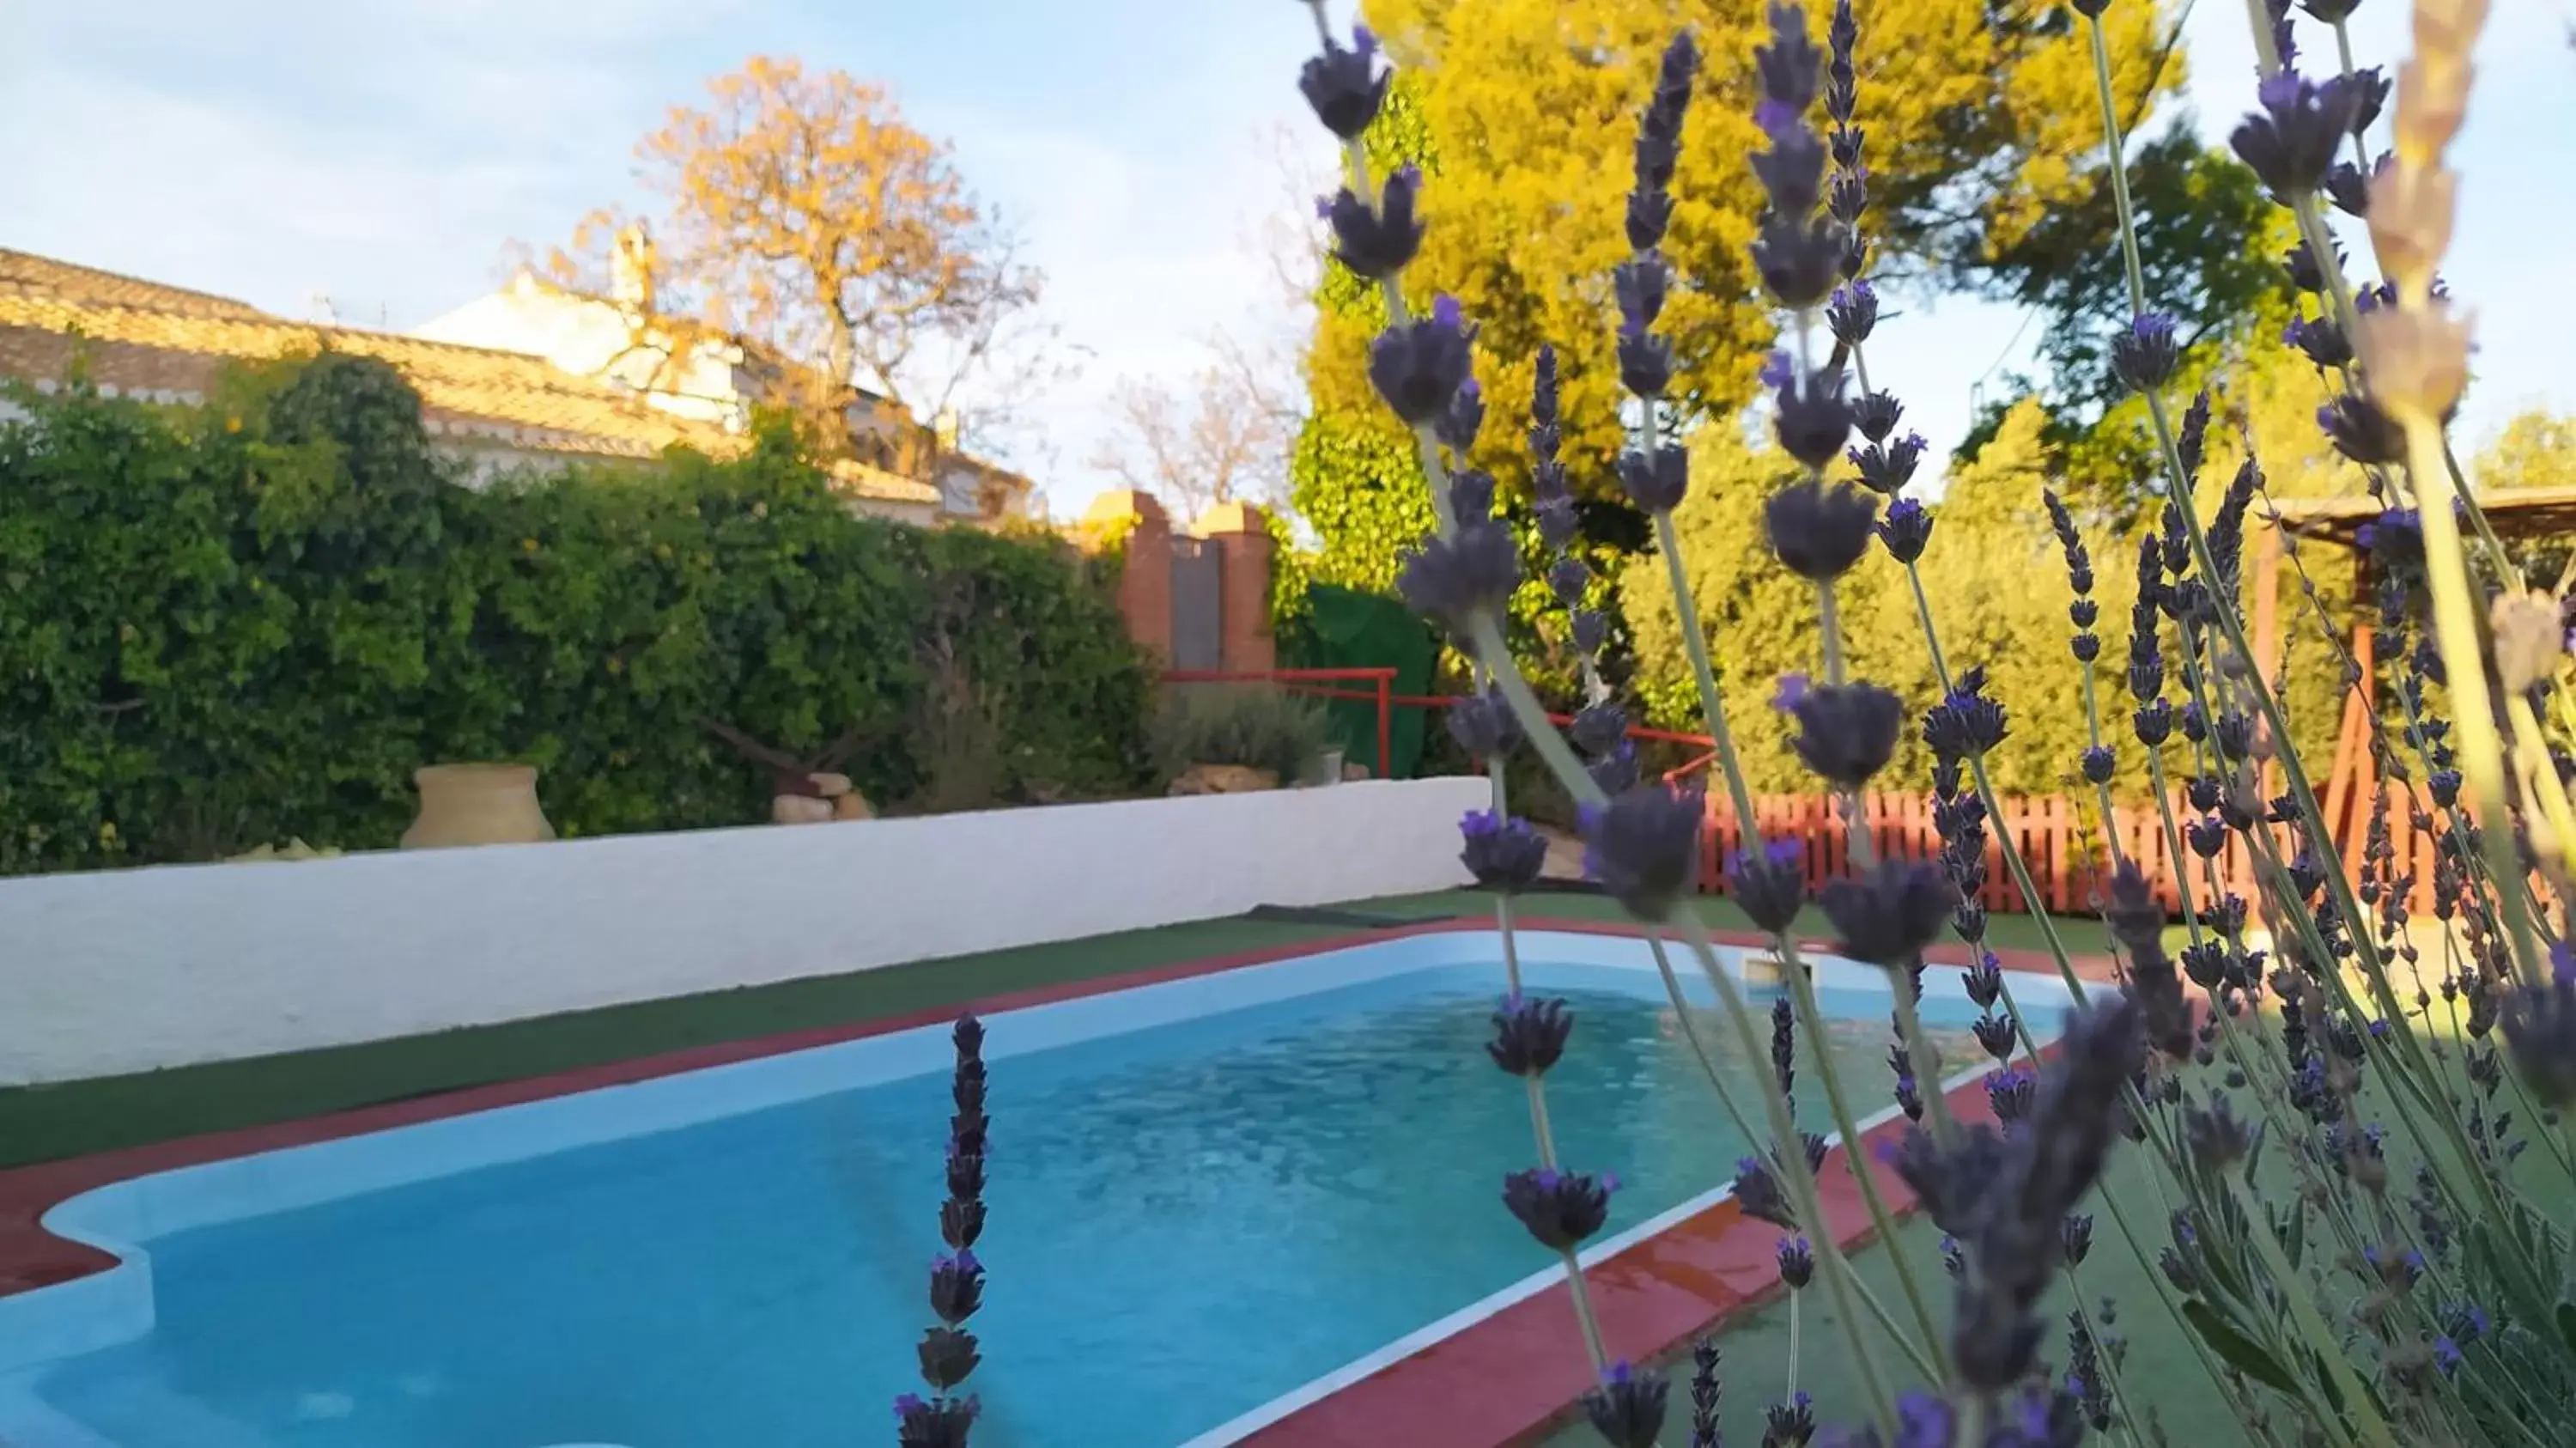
left=0, top=932, right=2050, bottom=1447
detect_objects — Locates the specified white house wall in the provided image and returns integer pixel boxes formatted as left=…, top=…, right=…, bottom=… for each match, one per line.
left=411, top=279, right=748, bottom=430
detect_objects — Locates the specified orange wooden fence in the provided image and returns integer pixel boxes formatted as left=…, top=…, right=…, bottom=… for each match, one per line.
left=1697, top=789, right=2442, bottom=918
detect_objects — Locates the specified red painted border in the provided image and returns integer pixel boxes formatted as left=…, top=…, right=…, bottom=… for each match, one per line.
left=0, top=911, right=2105, bottom=1448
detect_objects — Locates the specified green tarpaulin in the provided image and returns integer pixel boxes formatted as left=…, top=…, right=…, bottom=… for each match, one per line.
left=1280, top=583, right=1439, bottom=779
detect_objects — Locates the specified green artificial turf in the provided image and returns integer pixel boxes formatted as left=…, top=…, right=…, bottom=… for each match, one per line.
left=0, top=888, right=2136, bottom=1169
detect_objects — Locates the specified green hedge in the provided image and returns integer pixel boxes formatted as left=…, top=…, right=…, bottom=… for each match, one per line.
left=0, top=355, right=1153, bottom=873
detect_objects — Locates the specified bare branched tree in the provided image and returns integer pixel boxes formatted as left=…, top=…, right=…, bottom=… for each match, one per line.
left=1088, top=342, right=1296, bottom=526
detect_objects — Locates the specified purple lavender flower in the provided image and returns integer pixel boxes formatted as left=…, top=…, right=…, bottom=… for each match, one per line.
left=1502, top=1166, right=1616, bottom=1250
left=895, top=1391, right=980, bottom=1448
left=1321, top=170, right=1423, bottom=282
left=1534, top=495, right=1580, bottom=551
left=1921, top=666, right=2008, bottom=760
left=1546, top=552, right=1590, bottom=609
left=2231, top=70, right=2372, bottom=198
left=1297, top=24, right=1390, bottom=140
left=1731, top=1153, right=1799, bottom=1230
left=1759, top=348, right=1797, bottom=391
left=1459, top=810, right=1548, bottom=894
left=1763, top=1389, right=1817, bottom=1448
left=1875, top=496, right=1933, bottom=563
left=2184, top=1093, right=2254, bottom=1171
left=1615, top=255, right=1671, bottom=335
left=1436, top=375, right=1485, bottom=454
left=1765, top=478, right=1877, bottom=580
left=1753, top=125, right=1831, bottom=226
left=1963, top=952, right=2005, bottom=1008
left=2501, top=976, right=2576, bottom=1105
left=1819, top=858, right=1957, bottom=967
left=1445, top=684, right=1521, bottom=759
left=1447, top=467, right=1497, bottom=524
left=1395, top=520, right=1517, bottom=634
left=2283, top=312, right=2352, bottom=368
left=2063, top=1213, right=2094, bottom=1266
left=1489, top=993, right=1575, bottom=1076
left=1973, top=1013, right=2018, bottom=1063
left=1587, top=736, right=1642, bottom=794
left=2110, top=312, right=2179, bottom=391
left=1731, top=837, right=1809, bottom=935
left=927, top=1249, right=986, bottom=1324
left=1688, top=1338, right=1722, bottom=1448
left=1776, top=1234, right=1816, bottom=1288
left=1755, top=214, right=1844, bottom=309
left=1947, top=995, right=2145, bottom=1390
left=1617, top=442, right=1691, bottom=513
left=1771, top=993, right=1799, bottom=1098
left=1582, top=1360, right=1673, bottom=1448
left=2318, top=394, right=2405, bottom=465
left=2081, top=745, right=2116, bottom=785
left=1773, top=374, right=1856, bottom=473
left=1787, top=680, right=1905, bottom=790
left=2132, top=698, right=2174, bottom=748
left=1853, top=389, right=1904, bottom=443
left=1367, top=298, right=1476, bottom=425
left=1571, top=700, right=1629, bottom=757
left=1826, top=281, right=1878, bottom=347
left=1617, top=324, right=1676, bottom=399
left=2360, top=505, right=2424, bottom=564
left=1984, top=1065, right=2036, bottom=1125
left=2285, top=236, right=2337, bottom=293
left=1753, top=3, right=1824, bottom=123
left=1581, top=784, right=1705, bottom=920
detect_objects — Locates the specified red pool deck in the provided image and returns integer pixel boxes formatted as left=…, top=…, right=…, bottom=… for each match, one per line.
left=0, top=916, right=2108, bottom=1446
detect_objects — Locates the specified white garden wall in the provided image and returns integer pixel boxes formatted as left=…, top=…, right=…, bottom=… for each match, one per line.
left=0, top=778, right=1486, bottom=1086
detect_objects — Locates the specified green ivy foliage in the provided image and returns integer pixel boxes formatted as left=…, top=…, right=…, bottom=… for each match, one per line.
left=0, top=356, right=1152, bottom=873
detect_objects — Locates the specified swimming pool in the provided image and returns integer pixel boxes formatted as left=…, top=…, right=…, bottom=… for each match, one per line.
left=0, top=928, right=2069, bottom=1447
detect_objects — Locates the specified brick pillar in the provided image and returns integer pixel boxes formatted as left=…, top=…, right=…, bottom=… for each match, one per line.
left=1078, top=490, right=1172, bottom=663
left=1197, top=501, right=1277, bottom=674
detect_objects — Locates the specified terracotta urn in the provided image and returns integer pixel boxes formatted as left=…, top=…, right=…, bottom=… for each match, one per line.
left=402, top=764, right=557, bottom=849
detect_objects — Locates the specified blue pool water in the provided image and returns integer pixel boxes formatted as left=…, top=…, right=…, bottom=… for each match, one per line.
left=7, top=949, right=1999, bottom=1448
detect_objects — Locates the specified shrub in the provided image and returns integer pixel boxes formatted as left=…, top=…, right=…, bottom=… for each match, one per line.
left=1151, top=683, right=1338, bottom=784
left=0, top=359, right=1153, bottom=872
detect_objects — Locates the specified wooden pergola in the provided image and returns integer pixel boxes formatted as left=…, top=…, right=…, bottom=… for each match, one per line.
left=2250, top=486, right=2576, bottom=892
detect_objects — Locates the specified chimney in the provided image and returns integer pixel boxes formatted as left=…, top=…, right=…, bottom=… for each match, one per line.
left=612, top=221, right=657, bottom=313
left=933, top=406, right=961, bottom=453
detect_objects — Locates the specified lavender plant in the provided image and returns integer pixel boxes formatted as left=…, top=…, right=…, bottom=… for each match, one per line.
left=896, top=1014, right=988, bottom=1448
left=1289, top=0, right=2576, bottom=1446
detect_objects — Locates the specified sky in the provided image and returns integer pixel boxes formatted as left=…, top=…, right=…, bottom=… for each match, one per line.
left=3, top=0, right=2570, bottom=518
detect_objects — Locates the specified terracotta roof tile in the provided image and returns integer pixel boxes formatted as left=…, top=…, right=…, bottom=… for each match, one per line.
left=0, top=290, right=940, bottom=505
left=0, top=250, right=270, bottom=322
